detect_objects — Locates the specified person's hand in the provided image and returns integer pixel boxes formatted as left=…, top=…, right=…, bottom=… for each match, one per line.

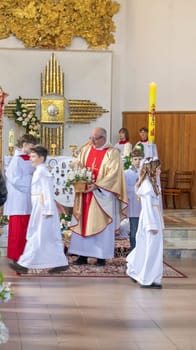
left=151, top=230, right=158, bottom=235
left=84, top=183, right=97, bottom=193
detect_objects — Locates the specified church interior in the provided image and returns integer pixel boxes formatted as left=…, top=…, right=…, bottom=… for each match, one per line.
left=0, top=1, right=196, bottom=349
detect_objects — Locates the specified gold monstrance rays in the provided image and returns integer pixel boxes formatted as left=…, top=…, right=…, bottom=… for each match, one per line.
left=41, top=53, right=64, bottom=96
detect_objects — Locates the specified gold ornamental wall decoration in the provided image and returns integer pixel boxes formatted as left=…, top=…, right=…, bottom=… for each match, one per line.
left=0, top=0, right=120, bottom=49
left=4, top=53, right=109, bottom=155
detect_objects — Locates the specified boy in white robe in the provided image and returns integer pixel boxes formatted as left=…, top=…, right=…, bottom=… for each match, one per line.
left=4, top=134, right=37, bottom=261
left=11, top=145, right=68, bottom=274
left=114, top=127, right=132, bottom=157
left=126, top=158, right=164, bottom=288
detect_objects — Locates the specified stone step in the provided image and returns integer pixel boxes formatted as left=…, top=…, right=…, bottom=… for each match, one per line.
left=163, top=209, right=196, bottom=258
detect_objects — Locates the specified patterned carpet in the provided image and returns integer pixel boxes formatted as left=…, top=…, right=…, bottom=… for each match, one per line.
left=18, top=239, right=187, bottom=278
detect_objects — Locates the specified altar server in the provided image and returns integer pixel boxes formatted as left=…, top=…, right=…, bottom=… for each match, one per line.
left=13, top=145, right=68, bottom=273
left=114, top=127, right=132, bottom=157
left=4, top=134, right=37, bottom=261
left=126, top=158, right=164, bottom=288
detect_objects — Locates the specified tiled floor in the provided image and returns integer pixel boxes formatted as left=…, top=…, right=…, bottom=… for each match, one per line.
left=1, top=209, right=196, bottom=349
left=0, top=257, right=195, bottom=350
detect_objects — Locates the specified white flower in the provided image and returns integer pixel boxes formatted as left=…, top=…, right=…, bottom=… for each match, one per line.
left=65, top=166, right=94, bottom=188
left=13, top=96, right=40, bottom=138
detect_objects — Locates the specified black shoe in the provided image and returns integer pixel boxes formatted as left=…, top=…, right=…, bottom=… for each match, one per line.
left=74, top=256, right=88, bottom=265
left=10, top=262, right=28, bottom=274
left=151, top=283, right=162, bottom=289
left=96, top=258, right=106, bottom=266
left=48, top=265, right=69, bottom=274
left=140, top=283, right=162, bottom=289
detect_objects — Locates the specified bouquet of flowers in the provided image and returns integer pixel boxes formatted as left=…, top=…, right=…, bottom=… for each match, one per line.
left=65, top=166, right=94, bottom=192
left=13, top=96, right=40, bottom=139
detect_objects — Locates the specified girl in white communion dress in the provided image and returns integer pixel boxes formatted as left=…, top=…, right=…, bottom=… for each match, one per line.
left=126, top=158, right=164, bottom=288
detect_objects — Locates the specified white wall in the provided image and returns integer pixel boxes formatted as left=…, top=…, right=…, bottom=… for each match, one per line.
left=111, top=0, right=196, bottom=143
left=1, top=0, right=196, bottom=149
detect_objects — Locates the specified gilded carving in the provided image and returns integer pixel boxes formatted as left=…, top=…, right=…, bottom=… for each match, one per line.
left=0, top=0, right=120, bottom=49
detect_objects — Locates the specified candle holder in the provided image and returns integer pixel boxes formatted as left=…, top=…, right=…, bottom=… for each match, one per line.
left=8, top=146, right=14, bottom=156
left=69, top=144, right=78, bottom=158
left=50, top=143, right=57, bottom=157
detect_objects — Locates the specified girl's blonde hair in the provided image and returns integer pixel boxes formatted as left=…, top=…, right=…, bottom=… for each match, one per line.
left=136, top=158, right=161, bottom=195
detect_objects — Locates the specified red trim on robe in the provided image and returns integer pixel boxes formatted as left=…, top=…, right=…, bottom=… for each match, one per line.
left=19, top=154, right=30, bottom=160
left=82, top=147, right=108, bottom=237
left=140, top=139, right=148, bottom=142
left=119, top=140, right=129, bottom=144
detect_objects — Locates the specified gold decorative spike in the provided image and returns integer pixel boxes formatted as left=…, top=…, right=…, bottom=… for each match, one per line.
left=4, top=99, right=38, bottom=119
left=67, top=99, right=108, bottom=123
left=41, top=53, right=64, bottom=96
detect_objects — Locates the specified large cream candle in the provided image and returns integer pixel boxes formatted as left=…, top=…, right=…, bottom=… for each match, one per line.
left=148, top=82, right=156, bottom=144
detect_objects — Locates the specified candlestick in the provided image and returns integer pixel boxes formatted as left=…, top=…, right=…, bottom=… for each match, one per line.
left=148, top=82, right=156, bottom=144
left=8, top=129, right=14, bottom=147
left=51, top=143, right=57, bottom=157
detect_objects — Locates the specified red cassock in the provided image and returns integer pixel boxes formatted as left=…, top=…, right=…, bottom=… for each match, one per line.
left=4, top=153, right=34, bottom=261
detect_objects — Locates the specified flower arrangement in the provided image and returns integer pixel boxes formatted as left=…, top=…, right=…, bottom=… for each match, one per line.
left=0, top=216, right=9, bottom=227
left=65, top=166, right=94, bottom=189
left=60, top=213, right=72, bottom=231
left=123, top=155, right=132, bottom=170
left=0, top=271, right=13, bottom=344
left=0, top=272, right=13, bottom=303
left=13, top=96, right=40, bottom=138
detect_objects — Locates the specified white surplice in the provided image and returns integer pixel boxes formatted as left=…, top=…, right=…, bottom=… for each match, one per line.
left=3, top=149, right=33, bottom=215
left=18, top=164, right=68, bottom=269
left=126, top=178, right=164, bottom=285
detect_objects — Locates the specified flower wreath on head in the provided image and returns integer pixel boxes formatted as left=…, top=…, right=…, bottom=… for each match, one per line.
left=13, top=96, right=40, bottom=139
left=143, top=157, right=159, bottom=164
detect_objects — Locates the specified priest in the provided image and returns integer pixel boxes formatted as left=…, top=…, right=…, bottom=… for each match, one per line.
left=69, top=127, right=128, bottom=266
